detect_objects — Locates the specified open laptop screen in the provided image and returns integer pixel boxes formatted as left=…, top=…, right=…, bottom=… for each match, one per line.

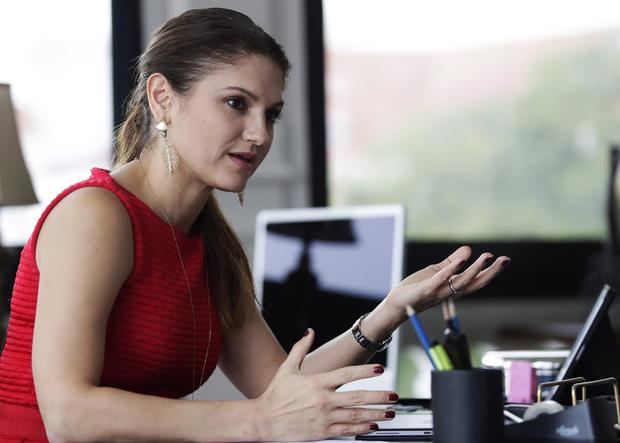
left=549, top=284, right=619, bottom=404
left=253, top=205, right=405, bottom=390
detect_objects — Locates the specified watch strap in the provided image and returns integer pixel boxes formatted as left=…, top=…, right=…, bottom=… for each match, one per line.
left=351, top=313, right=393, bottom=352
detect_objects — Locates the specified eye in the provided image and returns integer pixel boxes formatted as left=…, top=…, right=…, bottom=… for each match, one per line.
left=226, top=96, right=246, bottom=111
left=266, top=109, right=282, bottom=124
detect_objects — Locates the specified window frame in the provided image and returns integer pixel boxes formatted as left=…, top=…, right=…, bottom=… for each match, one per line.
left=112, top=0, right=142, bottom=130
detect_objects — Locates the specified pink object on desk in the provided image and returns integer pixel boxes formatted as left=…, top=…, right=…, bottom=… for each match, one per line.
left=508, top=360, right=536, bottom=403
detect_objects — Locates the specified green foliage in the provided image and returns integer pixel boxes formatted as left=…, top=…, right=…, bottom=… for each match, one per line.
left=332, top=45, right=620, bottom=240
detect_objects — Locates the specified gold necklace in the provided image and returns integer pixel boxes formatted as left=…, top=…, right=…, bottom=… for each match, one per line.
left=138, top=158, right=212, bottom=400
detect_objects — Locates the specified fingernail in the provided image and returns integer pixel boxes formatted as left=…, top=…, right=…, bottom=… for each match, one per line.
left=388, top=393, right=399, bottom=401
left=373, top=366, right=384, bottom=374
left=303, top=329, right=310, bottom=337
left=369, top=424, right=379, bottom=431
left=485, top=254, right=495, bottom=265
left=501, top=258, right=511, bottom=267
left=385, top=410, right=396, bottom=419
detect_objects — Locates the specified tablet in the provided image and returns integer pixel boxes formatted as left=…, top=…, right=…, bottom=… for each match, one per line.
left=549, top=284, right=619, bottom=403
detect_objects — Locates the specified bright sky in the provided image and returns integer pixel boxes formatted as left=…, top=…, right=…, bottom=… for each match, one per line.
left=324, top=0, right=620, bottom=53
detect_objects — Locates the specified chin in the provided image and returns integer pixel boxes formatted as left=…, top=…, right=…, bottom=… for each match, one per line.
left=216, top=181, right=246, bottom=194
left=210, top=171, right=252, bottom=194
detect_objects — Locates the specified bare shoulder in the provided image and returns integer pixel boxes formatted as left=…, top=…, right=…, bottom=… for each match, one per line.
left=32, top=187, right=135, bottom=399
left=36, top=186, right=134, bottom=286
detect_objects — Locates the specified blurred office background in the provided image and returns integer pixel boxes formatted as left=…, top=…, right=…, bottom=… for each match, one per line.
left=1, top=0, right=619, bottom=399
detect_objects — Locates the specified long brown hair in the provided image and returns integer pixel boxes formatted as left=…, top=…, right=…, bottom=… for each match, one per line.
left=114, top=8, right=291, bottom=334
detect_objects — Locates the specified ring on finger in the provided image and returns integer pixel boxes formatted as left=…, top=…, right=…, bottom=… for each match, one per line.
left=448, top=275, right=460, bottom=296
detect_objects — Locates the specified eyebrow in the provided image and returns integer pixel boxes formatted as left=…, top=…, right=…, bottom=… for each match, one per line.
left=223, top=86, right=284, bottom=108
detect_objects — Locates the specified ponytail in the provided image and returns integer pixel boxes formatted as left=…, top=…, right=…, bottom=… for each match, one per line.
left=201, top=196, right=255, bottom=334
left=113, top=81, right=150, bottom=166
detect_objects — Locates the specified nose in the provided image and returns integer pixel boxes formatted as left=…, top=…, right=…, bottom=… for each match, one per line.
left=242, top=114, right=270, bottom=147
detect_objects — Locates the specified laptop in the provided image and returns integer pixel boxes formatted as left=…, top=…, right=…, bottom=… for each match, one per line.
left=355, top=409, right=433, bottom=441
left=253, top=204, right=406, bottom=391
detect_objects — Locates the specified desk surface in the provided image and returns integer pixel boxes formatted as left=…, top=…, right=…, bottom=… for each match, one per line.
left=316, top=439, right=432, bottom=442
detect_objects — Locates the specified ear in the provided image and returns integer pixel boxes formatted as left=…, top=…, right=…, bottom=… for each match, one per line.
left=146, top=73, right=172, bottom=124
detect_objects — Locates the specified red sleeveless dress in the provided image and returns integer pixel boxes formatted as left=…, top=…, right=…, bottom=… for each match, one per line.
left=0, top=168, right=221, bottom=441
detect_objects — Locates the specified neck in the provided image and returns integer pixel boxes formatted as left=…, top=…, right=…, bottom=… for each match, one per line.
left=137, top=151, right=212, bottom=233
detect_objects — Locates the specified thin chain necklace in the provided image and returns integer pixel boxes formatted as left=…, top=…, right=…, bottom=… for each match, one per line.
left=138, top=157, right=212, bottom=400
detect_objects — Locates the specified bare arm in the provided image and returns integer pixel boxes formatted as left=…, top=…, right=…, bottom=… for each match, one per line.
left=219, top=296, right=396, bottom=394
left=32, top=188, right=266, bottom=442
left=218, top=303, right=288, bottom=398
left=301, top=246, right=510, bottom=374
left=221, top=247, right=509, bottom=392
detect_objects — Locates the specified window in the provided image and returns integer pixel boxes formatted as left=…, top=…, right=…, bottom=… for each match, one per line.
left=323, top=0, right=620, bottom=241
left=0, top=0, right=113, bottom=246
left=312, top=0, right=620, bottom=397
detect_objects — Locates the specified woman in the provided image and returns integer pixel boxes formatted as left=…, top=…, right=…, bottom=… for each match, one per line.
left=0, top=8, right=510, bottom=442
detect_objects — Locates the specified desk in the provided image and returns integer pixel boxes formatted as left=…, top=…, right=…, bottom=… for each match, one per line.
left=316, top=439, right=432, bottom=442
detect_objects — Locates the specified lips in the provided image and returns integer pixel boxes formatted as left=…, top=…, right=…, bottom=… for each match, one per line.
left=229, top=152, right=256, bottom=170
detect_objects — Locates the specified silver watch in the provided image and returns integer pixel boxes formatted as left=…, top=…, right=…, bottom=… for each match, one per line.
left=351, top=313, right=393, bottom=352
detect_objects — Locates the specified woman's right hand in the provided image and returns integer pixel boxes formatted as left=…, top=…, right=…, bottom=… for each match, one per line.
left=254, top=329, right=398, bottom=441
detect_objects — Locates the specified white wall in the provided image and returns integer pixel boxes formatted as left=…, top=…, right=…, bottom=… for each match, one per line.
left=140, top=0, right=311, bottom=400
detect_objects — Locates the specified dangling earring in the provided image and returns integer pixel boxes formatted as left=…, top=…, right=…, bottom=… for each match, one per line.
left=156, top=121, right=178, bottom=175
left=238, top=191, right=245, bottom=207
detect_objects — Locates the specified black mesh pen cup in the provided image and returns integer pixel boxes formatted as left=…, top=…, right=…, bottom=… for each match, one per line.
left=431, top=368, right=504, bottom=443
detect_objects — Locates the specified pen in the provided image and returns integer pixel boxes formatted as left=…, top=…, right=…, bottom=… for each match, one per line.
left=429, top=345, right=445, bottom=371
left=443, top=329, right=473, bottom=370
left=448, top=299, right=461, bottom=333
left=441, top=298, right=472, bottom=369
left=431, top=340, right=454, bottom=371
left=405, top=305, right=439, bottom=370
left=442, top=299, right=460, bottom=334
left=442, top=302, right=451, bottom=329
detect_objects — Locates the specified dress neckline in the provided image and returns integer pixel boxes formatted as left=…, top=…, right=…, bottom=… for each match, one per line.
left=90, top=167, right=201, bottom=241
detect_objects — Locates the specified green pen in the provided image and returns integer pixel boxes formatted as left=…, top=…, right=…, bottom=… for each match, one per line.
left=428, top=345, right=445, bottom=370
left=431, top=341, right=454, bottom=371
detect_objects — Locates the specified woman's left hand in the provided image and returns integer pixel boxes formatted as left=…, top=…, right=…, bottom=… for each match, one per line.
left=386, top=246, right=510, bottom=314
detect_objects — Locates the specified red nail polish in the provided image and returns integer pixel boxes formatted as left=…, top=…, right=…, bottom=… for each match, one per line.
left=373, top=366, right=384, bottom=374
left=369, top=424, right=379, bottom=431
left=501, top=258, right=511, bottom=267
left=388, top=393, right=399, bottom=401
left=303, top=329, right=310, bottom=337
left=385, top=410, right=396, bottom=418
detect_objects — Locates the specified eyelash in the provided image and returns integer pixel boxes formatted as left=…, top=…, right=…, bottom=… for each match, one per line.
left=266, top=110, right=282, bottom=124
left=226, top=96, right=246, bottom=111
left=225, top=96, right=282, bottom=124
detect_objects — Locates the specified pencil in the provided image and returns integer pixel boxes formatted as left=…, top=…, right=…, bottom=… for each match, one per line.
left=405, top=305, right=439, bottom=370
